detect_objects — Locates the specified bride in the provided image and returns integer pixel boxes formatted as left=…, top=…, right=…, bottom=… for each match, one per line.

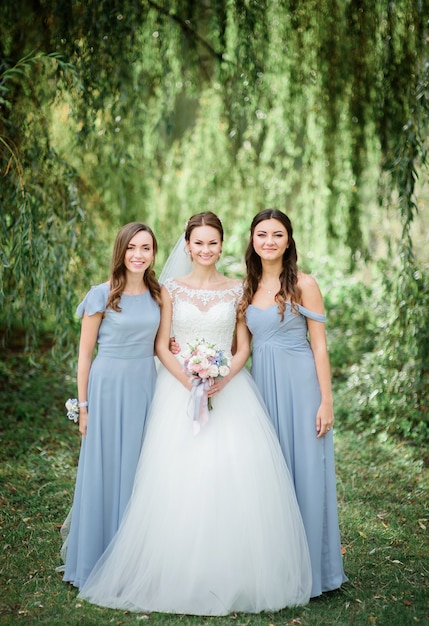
left=78, top=211, right=312, bottom=615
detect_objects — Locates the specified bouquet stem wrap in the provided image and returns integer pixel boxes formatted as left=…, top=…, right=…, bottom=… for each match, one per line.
left=188, top=378, right=211, bottom=435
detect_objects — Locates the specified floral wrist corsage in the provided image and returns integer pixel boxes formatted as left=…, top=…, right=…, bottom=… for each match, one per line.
left=65, top=398, right=79, bottom=422
left=65, top=398, right=88, bottom=423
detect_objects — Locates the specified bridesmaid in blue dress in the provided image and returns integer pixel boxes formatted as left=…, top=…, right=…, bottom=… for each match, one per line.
left=240, top=209, right=348, bottom=598
left=60, top=222, right=161, bottom=589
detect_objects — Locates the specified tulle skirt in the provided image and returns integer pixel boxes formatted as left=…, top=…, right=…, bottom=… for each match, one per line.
left=79, top=366, right=312, bottom=615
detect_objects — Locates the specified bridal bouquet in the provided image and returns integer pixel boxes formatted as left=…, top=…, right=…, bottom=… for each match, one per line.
left=183, top=338, right=231, bottom=434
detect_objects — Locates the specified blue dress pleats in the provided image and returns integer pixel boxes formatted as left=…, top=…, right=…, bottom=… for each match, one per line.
left=246, top=302, right=348, bottom=597
left=62, top=283, right=160, bottom=588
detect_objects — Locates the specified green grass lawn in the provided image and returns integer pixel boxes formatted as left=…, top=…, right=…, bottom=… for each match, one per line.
left=1, top=348, right=428, bottom=626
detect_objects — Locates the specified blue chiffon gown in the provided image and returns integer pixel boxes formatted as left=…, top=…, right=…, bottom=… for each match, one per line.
left=246, top=302, right=348, bottom=598
left=61, top=283, right=160, bottom=588
left=78, top=280, right=312, bottom=615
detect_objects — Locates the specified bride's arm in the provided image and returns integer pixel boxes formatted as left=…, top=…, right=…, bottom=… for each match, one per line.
left=229, top=317, right=251, bottom=375
left=155, top=286, right=193, bottom=391
left=209, top=317, right=250, bottom=396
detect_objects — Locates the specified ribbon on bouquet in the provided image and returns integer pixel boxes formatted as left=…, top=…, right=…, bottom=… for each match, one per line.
left=188, top=377, right=211, bottom=435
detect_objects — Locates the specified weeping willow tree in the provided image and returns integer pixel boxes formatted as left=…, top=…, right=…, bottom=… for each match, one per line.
left=0, top=2, right=428, bottom=358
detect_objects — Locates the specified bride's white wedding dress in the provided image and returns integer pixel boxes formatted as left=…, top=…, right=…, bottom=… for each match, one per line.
left=79, top=279, right=312, bottom=615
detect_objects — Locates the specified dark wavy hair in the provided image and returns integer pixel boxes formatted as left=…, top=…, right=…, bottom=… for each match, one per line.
left=184, top=211, right=224, bottom=243
left=238, top=209, right=301, bottom=321
left=107, top=222, right=161, bottom=311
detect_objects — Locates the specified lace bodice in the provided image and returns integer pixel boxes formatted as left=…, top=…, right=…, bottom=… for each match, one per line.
left=164, top=278, right=243, bottom=357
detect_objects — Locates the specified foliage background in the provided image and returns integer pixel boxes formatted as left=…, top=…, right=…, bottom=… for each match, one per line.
left=1, top=0, right=427, bottom=444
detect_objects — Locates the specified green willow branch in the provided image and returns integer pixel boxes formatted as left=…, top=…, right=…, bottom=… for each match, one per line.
left=147, top=0, right=226, bottom=64
left=0, top=136, right=25, bottom=192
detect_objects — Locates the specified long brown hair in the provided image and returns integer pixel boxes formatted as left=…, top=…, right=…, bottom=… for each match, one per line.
left=184, top=211, right=224, bottom=243
left=238, top=209, right=301, bottom=321
left=107, top=222, right=162, bottom=311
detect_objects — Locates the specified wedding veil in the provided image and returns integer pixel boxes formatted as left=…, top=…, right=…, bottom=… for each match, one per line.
left=159, top=234, right=193, bottom=284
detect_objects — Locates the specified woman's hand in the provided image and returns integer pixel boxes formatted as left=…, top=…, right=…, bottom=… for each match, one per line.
left=79, top=407, right=88, bottom=437
left=207, top=376, right=230, bottom=398
left=169, top=336, right=181, bottom=354
left=316, top=402, right=334, bottom=438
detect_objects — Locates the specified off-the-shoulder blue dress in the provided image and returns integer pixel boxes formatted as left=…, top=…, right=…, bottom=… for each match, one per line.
left=246, top=302, right=348, bottom=597
left=62, top=283, right=160, bottom=588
